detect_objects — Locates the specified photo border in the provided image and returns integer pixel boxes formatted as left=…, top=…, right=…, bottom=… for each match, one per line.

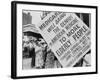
left=11, top=1, right=98, bottom=79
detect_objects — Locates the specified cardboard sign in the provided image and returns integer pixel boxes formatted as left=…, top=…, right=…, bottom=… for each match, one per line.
left=37, top=12, right=91, bottom=67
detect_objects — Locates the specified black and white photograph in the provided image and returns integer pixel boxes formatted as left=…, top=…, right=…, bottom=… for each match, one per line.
left=22, top=11, right=91, bottom=69
left=11, top=1, right=97, bottom=79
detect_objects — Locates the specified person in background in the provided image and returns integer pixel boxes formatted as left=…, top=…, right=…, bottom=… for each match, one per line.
left=30, top=39, right=36, bottom=68
left=45, top=46, right=55, bottom=68
left=26, top=36, right=36, bottom=68
left=35, top=39, right=44, bottom=69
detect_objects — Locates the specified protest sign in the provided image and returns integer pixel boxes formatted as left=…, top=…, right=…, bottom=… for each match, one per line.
left=37, top=12, right=91, bottom=67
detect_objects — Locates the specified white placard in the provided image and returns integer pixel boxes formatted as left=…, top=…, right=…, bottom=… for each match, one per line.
left=37, top=12, right=91, bottom=67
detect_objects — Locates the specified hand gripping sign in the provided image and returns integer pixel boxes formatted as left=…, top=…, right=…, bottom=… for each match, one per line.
left=37, top=12, right=91, bottom=67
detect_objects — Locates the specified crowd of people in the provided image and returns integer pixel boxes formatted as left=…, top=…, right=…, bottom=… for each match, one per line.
left=22, top=35, right=62, bottom=69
